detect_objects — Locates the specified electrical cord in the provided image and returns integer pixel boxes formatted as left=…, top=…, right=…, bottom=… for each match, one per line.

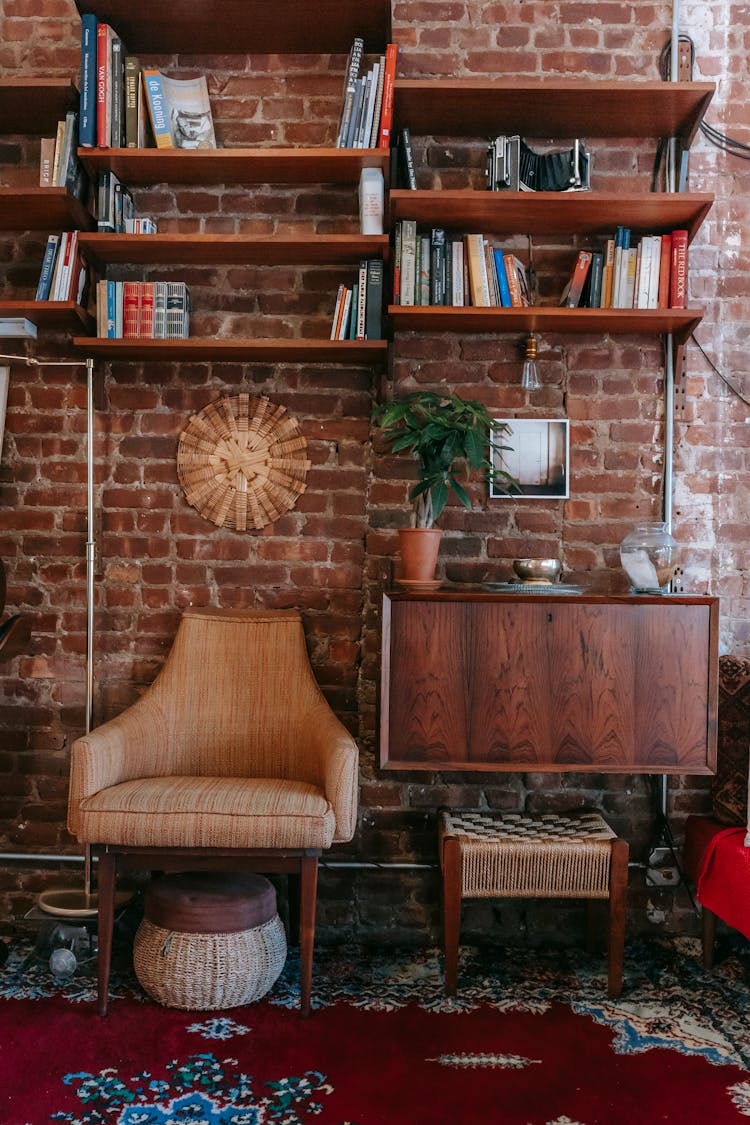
left=660, top=35, right=750, bottom=160
left=690, top=332, right=750, bottom=408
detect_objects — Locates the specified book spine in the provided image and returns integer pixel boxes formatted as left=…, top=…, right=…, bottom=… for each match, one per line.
left=493, top=247, right=512, bottom=307
left=399, top=126, right=417, bottom=190
left=356, top=260, right=368, bottom=338
left=165, top=282, right=188, bottom=338
left=153, top=282, right=167, bottom=338
left=35, top=235, right=60, bottom=301
left=670, top=229, right=688, bottom=308
left=96, top=279, right=106, bottom=336
left=587, top=251, right=604, bottom=309
left=377, top=43, right=398, bottom=148
left=338, top=287, right=353, bottom=339
left=124, top=56, right=141, bottom=148
left=621, top=246, right=638, bottom=308
left=143, top=70, right=173, bottom=149
left=49, top=232, right=69, bottom=300
left=564, top=250, right=593, bottom=308
left=96, top=23, right=112, bottom=147
left=106, top=279, right=116, bottom=337
left=122, top=281, right=140, bottom=338
left=335, top=37, right=363, bottom=148
left=114, top=280, right=124, bottom=337
left=139, top=282, right=155, bottom=337
left=657, top=233, right=672, bottom=309
left=50, top=120, right=65, bottom=185
left=613, top=227, right=631, bottom=308
left=345, top=78, right=365, bottom=149
left=70, top=252, right=88, bottom=306
left=365, top=259, right=384, bottom=339
left=601, top=238, right=616, bottom=308
left=503, top=252, right=522, bottom=307
left=645, top=236, right=660, bottom=309
left=110, top=38, right=124, bottom=148
left=330, top=283, right=345, bottom=339
left=483, top=239, right=499, bottom=306
left=357, top=68, right=376, bottom=149
left=393, top=221, right=402, bottom=305
left=60, top=232, right=79, bottom=300
left=465, top=234, right=488, bottom=306
left=369, top=55, right=386, bottom=148
left=418, top=235, right=430, bottom=305
left=39, top=137, right=55, bottom=185
left=427, top=226, right=445, bottom=306
left=451, top=239, right=464, bottom=306
left=399, top=220, right=417, bottom=307
left=79, top=14, right=98, bottom=146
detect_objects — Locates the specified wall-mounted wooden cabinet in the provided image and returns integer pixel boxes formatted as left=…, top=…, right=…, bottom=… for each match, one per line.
left=380, top=592, right=719, bottom=775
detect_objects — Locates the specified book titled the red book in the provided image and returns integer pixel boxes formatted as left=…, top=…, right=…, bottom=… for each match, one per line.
left=669, top=229, right=688, bottom=308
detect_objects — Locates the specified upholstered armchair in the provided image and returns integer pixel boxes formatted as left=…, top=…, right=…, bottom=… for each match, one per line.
left=68, top=608, right=359, bottom=1016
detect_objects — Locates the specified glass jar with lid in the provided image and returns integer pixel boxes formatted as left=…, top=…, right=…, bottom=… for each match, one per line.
left=620, top=521, right=678, bottom=593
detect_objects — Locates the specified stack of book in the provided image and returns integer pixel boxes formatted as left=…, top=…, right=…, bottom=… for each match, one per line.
left=79, top=15, right=216, bottom=150
left=329, top=260, right=384, bottom=339
left=96, top=281, right=190, bottom=338
left=39, top=111, right=87, bottom=200
left=559, top=227, right=689, bottom=310
left=392, top=223, right=531, bottom=308
left=34, top=232, right=89, bottom=305
left=335, top=40, right=397, bottom=149
left=96, top=170, right=157, bottom=233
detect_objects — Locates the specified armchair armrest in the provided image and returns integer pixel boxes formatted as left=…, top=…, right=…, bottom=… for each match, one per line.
left=303, top=701, right=359, bottom=843
left=67, top=692, right=169, bottom=837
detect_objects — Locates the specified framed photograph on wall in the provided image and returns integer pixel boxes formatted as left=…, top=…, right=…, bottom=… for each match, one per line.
left=491, top=417, right=570, bottom=499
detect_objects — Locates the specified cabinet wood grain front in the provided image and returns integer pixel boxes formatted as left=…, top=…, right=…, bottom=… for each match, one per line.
left=380, top=593, right=719, bottom=774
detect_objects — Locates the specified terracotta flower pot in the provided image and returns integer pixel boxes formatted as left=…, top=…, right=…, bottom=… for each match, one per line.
left=397, top=527, right=442, bottom=582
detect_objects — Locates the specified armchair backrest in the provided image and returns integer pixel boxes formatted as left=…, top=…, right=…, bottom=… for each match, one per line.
left=148, top=609, right=330, bottom=781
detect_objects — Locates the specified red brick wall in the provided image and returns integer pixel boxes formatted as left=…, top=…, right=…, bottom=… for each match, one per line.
left=0, top=1, right=744, bottom=941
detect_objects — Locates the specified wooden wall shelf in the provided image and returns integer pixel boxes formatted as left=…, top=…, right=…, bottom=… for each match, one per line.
left=0, top=188, right=94, bottom=232
left=389, top=190, right=714, bottom=244
left=393, top=79, right=715, bottom=145
left=78, top=233, right=390, bottom=269
left=381, top=592, right=719, bottom=774
left=0, top=79, right=78, bottom=135
left=0, top=300, right=95, bottom=332
left=78, top=148, right=391, bottom=186
left=72, top=337, right=389, bottom=363
left=388, top=306, right=703, bottom=345
left=75, top=0, right=391, bottom=54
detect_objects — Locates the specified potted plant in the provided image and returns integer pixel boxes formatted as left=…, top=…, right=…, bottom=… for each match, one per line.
left=373, top=390, right=518, bottom=582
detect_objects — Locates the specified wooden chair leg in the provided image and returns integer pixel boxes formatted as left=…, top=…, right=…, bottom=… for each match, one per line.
left=607, top=837, right=629, bottom=1000
left=96, top=849, right=117, bottom=1018
left=702, top=905, right=716, bottom=970
left=441, top=835, right=462, bottom=996
left=298, top=855, right=318, bottom=1018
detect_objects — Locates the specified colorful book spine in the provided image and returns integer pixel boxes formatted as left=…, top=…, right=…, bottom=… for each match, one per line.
left=418, top=235, right=430, bottom=305
left=96, top=22, right=114, bottom=147
left=39, top=137, right=55, bottom=185
left=492, top=247, right=511, bottom=307
left=670, top=229, right=689, bottom=308
left=153, top=282, right=167, bottom=338
left=369, top=55, right=386, bottom=148
left=330, top=284, right=345, bottom=340
left=79, top=14, right=98, bottom=147
left=124, top=56, right=141, bottom=148
left=143, top=70, right=173, bottom=149
left=338, top=287, right=353, bottom=339
left=106, top=279, right=116, bottom=337
left=657, top=233, right=672, bottom=309
left=563, top=250, right=593, bottom=308
left=35, top=235, right=60, bottom=301
left=601, top=238, right=615, bottom=308
left=140, top=282, right=155, bottom=337
left=377, top=44, right=398, bottom=149
left=122, top=281, right=140, bottom=338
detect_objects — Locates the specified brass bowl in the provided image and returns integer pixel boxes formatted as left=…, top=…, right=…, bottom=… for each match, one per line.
left=512, top=558, right=562, bottom=584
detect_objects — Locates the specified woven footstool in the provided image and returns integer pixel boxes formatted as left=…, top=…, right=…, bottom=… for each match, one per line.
left=438, top=810, right=629, bottom=998
left=134, top=872, right=287, bottom=1010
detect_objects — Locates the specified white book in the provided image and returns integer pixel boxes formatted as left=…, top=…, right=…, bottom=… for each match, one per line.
left=400, top=220, right=417, bottom=307
left=634, top=239, right=650, bottom=309
left=369, top=56, right=386, bottom=148
left=360, top=63, right=379, bottom=149
left=50, top=231, right=70, bottom=300
left=646, top=236, right=661, bottom=308
left=153, top=281, right=167, bottom=338
left=0, top=318, right=37, bottom=338
left=621, top=247, right=638, bottom=308
left=338, top=287, right=353, bottom=339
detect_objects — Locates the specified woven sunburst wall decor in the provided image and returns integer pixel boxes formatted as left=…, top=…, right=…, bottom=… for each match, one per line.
left=177, top=394, right=311, bottom=531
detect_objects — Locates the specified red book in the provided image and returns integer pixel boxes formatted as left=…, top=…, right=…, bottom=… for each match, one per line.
left=560, top=249, right=593, bottom=308
left=377, top=44, right=398, bottom=149
left=657, top=233, right=672, bottom=309
left=96, top=23, right=114, bottom=147
left=669, top=229, right=688, bottom=308
left=122, top=281, right=140, bottom=338
left=139, top=282, right=155, bottom=337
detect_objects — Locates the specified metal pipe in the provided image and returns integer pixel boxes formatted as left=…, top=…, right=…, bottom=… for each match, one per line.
left=85, top=358, right=95, bottom=737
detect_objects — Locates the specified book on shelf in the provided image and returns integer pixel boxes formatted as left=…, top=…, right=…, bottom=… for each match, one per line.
left=330, top=284, right=345, bottom=339
left=492, top=247, right=512, bottom=307
left=657, top=233, right=672, bottom=308
left=50, top=119, right=66, bottom=185
left=620, top=247, right=638, bottom=309
left=365, top=259, right=383, bottom=339
left=0, top=318, right=37, bottom=338
left=140, top=282, right=155, bottom=337
left=356, top=260, right=368, bottom=337
left=430, top=229, right=446, bottom=307
left=601, top=238, right=615, bottom=308
left=369, top=56, right=386, bottom=147
left=123, top=56, right=141, bottom=148
left=79, top=13, right=98, bottom=146
left=111, top=37, right=124, bottom=148
left=465, top=234, right=490, bottom=306
left=124, top=217, right=158, bottom=233
left=377, top=44, right=398, bottom=148
left=417, top=236, right=430, bottom=305
left=143, top=71, right=216, bottom=149
left=393, top=222, right=402, bottom=305
left=586, top=251, right=604, bottom=308
left=560, top=250, right=593, bottom=308
left=670, top=230, right=688, bottom=308
left=335, top=37, right=364, bottom=148
left=39, top=137, right=55, bottom=186
left=399, top=220, right=418, bottom=307
left=451, top=238, right=465, bottom=306
left=611, top=226, right=631, bottom=308
left=35, top=235, right=60, bottom=301
left=96, top=22, right=116, bottom=147
left=503, top=252, right=530, bottom=307
left=165, top=282, right=190, bottom=338
left=338, top=287, right=353, bottom=339
left=122, top=281, right=140, bottom=338
left=397, top=127, right=418, bottom=190
left=153, top=282, right=168, bottom=338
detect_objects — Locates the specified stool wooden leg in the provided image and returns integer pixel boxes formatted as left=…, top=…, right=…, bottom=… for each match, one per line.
left=607, top=838, right=629, bottom=999
left=96, top=849, right=117, bottom=1018
left=701, top=906, right=716, bottom=970
left=441, top=835, right=462, bottom=996
left=299, top=855, right=318, bottom=1018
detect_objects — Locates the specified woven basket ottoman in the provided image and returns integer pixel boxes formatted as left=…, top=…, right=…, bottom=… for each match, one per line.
left=134, top=872, right=287, bottom=1010
left=439, top=810, right=629, bottom=999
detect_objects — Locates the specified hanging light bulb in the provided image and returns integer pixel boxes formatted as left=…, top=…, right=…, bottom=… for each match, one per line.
left=521, top=333, right=541, bottom=390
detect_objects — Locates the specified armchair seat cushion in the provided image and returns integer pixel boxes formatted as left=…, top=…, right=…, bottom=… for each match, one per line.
left=76, top=776, right=336, bottom=850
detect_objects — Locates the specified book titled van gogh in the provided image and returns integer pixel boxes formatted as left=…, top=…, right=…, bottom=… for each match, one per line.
left=142, top=70, right=216, bottom=150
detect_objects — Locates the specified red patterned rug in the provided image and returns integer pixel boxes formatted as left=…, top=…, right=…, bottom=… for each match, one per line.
left=1, top=935, right=749, bottom=1124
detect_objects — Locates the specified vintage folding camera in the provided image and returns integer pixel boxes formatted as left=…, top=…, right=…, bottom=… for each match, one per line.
left=486, top=134, right=520, bottom=191
left=518, top=138, right=591, bottom=192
